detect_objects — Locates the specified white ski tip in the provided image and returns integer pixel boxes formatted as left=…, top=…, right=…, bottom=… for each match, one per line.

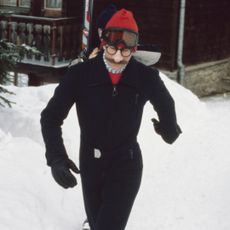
left=133, top=50, right=161, bottom=66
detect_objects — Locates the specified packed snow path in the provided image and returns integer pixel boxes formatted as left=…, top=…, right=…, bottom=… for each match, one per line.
left=0, top=73, right=230, bottom=230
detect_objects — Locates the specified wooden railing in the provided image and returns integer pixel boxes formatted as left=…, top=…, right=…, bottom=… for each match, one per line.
left=0, top=14, right=80, bottom=67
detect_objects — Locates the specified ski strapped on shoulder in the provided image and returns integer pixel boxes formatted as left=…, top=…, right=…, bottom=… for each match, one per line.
left=82, top=0, right=94, bottom=57
left=69, top=0, right=94, bottom=66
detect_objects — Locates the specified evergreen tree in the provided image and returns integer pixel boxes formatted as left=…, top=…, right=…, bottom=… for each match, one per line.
left=0, top=12, right=40, bottom=107
left=0, top=40, right=40, bottom=107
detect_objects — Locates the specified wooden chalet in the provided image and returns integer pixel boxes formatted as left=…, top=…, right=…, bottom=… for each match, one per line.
left=0, top=0, right=83, bottom=85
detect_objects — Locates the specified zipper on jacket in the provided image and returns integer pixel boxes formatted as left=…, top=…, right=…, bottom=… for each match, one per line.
left=135, top=93, right=139, bottom=105
left=112, top=85, right=118, bottom=97
left=129, top=149, right=134, bottom=159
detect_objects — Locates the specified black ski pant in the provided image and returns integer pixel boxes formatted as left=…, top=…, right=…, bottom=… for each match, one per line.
left=79, top=140, right=143, bottom=230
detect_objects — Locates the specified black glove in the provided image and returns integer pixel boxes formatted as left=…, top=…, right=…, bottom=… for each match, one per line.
left=151, top=118, right=182, bottom=144
left=152, top=118, right=162, bottom=135
left=51, top=158, right=80, bottom=189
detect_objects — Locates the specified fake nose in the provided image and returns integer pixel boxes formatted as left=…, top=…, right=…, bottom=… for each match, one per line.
left=113, top=50, right=124, bottom=63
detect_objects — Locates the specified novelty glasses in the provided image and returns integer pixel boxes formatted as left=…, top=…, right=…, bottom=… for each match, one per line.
left=105, top=45, right=132, bottom=57
left=102, top=28, right=139, bottom=48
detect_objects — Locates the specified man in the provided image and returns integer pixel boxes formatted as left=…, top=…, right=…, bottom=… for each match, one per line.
left=40, top=9, right=181, bottom=230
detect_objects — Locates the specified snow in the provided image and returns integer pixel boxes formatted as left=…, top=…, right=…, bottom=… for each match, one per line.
left=0, top=73, right=230, bottom=230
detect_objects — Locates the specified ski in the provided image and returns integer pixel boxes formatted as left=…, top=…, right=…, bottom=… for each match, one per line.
left=82, top=0, right=94, bottom=56
left=134, top=44, right=162, bottom=66
left=69, top=0, right=94, bottom=65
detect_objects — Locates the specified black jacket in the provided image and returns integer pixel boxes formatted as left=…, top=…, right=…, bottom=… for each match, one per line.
left=40, top=52, right=181, bottom=166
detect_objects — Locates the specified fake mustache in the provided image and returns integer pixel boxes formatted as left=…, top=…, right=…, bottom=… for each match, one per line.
left=105, top=57, right=129, bottom=65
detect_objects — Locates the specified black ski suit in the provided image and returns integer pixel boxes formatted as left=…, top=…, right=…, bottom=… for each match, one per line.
left=40, top=52, right=181, bottom=230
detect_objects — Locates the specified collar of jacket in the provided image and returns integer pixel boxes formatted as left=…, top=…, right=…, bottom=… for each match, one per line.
left=89, top=51, right=140, bottom=89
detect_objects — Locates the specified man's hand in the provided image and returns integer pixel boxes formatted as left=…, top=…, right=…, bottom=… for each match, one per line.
left=89, top=47, right=100, bottom=59
left=51, top=159, right=80, bottom=189
left=151, top=118, right=161, bottom=134
left=151, top=118, right=182, bottom=144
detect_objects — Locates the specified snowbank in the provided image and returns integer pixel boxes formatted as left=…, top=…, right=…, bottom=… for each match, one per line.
left=0, top=73, right=230, bottom=230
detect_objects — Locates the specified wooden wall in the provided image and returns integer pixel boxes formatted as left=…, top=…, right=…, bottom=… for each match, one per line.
left=184, top=0, right=230, bottom=66
left=65, top=0, right=83, bottom=17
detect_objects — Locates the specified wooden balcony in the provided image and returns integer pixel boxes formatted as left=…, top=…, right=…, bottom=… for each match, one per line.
left=0, top=14, right=81, bottom=68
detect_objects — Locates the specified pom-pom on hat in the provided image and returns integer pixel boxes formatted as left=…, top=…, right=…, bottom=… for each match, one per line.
left=105, top=9, right=138, bottom=33
left=96, top=4, right=117, bottom=29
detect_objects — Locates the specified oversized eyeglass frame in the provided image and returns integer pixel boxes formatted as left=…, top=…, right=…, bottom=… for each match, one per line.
left=105, top=45, right=133, bottom=57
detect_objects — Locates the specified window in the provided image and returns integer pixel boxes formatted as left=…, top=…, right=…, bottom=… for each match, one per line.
left=43, top=0, right=62, bottom=17
left=0, top=0, right=30, bottom=7
left=0, top=0, right=17, bottom=6
left=45, top=0, right=62, bottom=9
left=19, top=0, right=31, bottom=7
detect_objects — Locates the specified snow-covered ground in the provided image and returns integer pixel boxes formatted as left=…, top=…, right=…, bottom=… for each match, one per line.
left=0, top=73, right=230, bottom=230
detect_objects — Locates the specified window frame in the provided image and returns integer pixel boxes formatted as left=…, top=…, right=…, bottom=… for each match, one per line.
left=0, top=0, right=17, bottom=7
left=44, top=0, right=62, bottom=11
left=19, top=0, right=31, bottom=8
left=0, top=0, right=30, bottom=8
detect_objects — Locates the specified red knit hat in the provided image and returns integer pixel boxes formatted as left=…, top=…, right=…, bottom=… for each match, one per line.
left=105, top=9, right=138, bottom=33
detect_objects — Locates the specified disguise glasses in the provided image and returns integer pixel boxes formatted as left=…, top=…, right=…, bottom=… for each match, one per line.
left=102, top=28, right=139, bottom=48
left=105, top=45, right=133, bottom=57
